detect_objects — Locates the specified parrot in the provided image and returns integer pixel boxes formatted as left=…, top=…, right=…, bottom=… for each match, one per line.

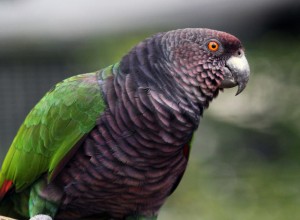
left=0, top=28, right=250, bottom=220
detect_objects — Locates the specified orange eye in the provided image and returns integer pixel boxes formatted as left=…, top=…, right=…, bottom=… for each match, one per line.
left=207, top=41, right=219, bottom=52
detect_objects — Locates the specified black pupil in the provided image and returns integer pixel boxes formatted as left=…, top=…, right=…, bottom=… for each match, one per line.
left=211, top=43, right=216, bottom=48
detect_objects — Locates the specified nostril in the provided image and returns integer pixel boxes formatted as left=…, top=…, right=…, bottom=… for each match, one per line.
left=237, top=49, right=242, bottom=57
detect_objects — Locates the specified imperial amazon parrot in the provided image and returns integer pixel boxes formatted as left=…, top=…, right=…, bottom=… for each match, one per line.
left=0, top=28, right=250, bottom=220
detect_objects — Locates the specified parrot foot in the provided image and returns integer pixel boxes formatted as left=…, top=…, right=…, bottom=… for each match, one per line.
left=29, top=215, right=53, bottom=220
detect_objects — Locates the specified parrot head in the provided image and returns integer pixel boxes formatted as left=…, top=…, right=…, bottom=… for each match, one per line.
left=164, top=28, right=250, bottom=98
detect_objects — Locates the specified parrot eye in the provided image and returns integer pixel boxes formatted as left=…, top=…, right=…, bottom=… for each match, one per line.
left=207, top=41, right=219, bottom=52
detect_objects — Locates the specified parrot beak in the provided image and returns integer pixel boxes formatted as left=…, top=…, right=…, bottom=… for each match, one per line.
left=220, top=50, right=250, bottom=95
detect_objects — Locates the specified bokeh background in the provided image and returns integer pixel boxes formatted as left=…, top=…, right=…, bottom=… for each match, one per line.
left=1, top=0, right=300, bottom=219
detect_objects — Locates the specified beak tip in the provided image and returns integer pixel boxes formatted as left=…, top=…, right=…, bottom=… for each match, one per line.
left=235, top=82, right=247, bottom=96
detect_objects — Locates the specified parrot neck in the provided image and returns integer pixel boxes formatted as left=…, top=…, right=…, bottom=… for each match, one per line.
left=118, top=34, right=219, bottom=120
left=98, top=43, right=212, bottom=155
left=159, top=30, right=221, bottom=109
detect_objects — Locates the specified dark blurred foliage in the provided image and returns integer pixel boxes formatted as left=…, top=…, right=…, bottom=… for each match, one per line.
left=266, top=3, right=300, bottom=35
left=0, top=2, right=300, bottom=219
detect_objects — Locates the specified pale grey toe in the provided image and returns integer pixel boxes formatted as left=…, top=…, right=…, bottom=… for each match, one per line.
left=29, top=215, right=52, bottom=220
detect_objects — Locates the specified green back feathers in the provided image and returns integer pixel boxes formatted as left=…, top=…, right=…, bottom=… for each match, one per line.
left=0, top=71, right=108, bottom=192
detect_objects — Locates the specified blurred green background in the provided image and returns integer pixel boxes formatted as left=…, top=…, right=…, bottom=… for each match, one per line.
left=0, top=1, right=300, bottom=219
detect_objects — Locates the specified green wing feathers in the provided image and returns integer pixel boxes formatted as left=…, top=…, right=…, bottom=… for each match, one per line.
left=0, top=72, right=106, bottom=195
